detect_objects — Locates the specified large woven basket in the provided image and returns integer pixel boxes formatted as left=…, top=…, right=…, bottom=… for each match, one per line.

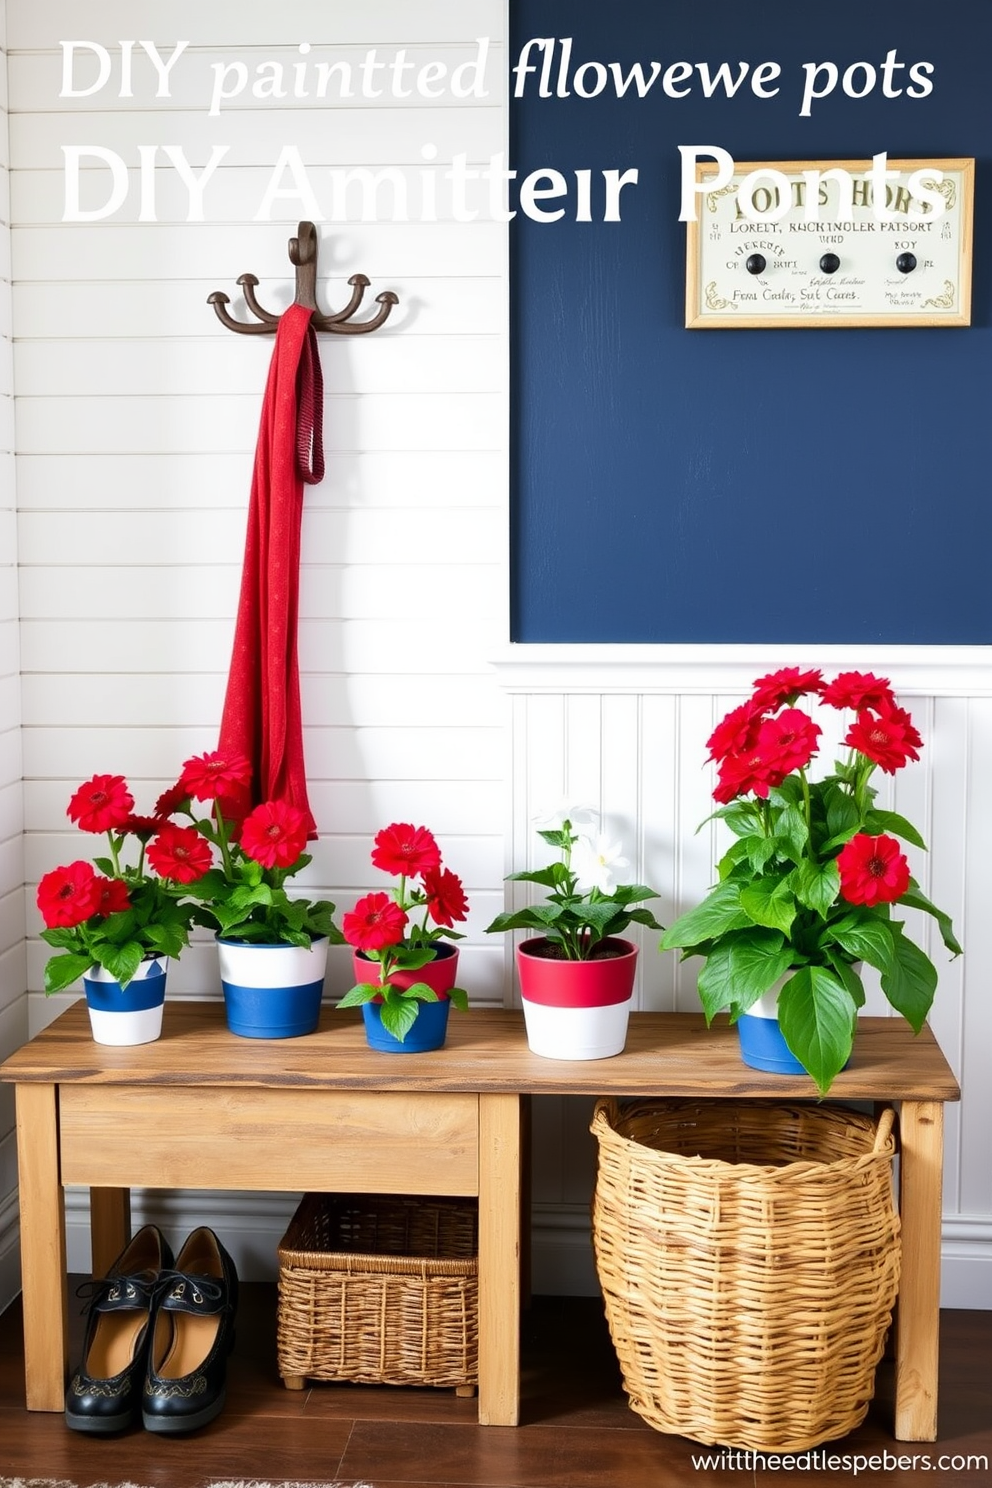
left=590, top=1099, right=900, bottom=1451
left=276, top=1192, right=478, bottom=1390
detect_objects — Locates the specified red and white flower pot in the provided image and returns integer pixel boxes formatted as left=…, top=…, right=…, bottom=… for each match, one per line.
left=515, top=937, right=638, bottom=1060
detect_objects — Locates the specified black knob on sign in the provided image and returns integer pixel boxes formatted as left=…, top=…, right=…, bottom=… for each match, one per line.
left=745, top=254, right=766, bottom=275
left=896, top=252, right=917, bottom=274
left=819, top=253, right=841, bottom=274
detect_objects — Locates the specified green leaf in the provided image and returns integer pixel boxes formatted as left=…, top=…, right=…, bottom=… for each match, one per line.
left=777, top=966, right=857, bottom=1096
left=337, top=983, right=381, bottom=1008
left=880, top=926, right=938, bottom=1033
left=773, top=804, right=809, bottom=865
left=660, top=881, right=751, bottom=951
left=768, top=776, right=804, bottom=808
left=898, top=884, right=963, bottom=957
left=43, top=951, right=93, bottom=994
left=378, top=996, right=421, bottom=1042
left=505, top=865, right=565, bottom=890
left=397, top=982, right=440, bottom=1004
left=824, top=786, right=861, bottom=841
left=864, top=809, right=928, bottom=851
left=825, top=952, right=866, bottom=1008
left=447, top=986, right=469, bottom=1011
left=827, top=915, right=897, bottom=972
left=791, top=858, right=840, bottom=919
left=95, top=940, right=145, bottom=987
left=740, top=877, right=796, bottom=937
left=695, top=930, right=794, bottom=1022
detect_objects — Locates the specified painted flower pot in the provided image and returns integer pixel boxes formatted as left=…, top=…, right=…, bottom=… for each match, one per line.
left=217, top=935, right=328, bottom=1039
left=737, top=974, right=856, bottom=1076
left=516, top=937, right=637, bottom=1060
left=83, top=956, right=168, bottom=1046
left=353, top=943, right=458, bottom=1053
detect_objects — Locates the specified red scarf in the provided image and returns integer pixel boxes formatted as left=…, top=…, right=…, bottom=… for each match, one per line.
left=218, top=303, right=324, bottom=834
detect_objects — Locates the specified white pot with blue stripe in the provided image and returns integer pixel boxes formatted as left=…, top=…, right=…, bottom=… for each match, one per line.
left=82, top=955, right=168, bottom=1046
left=216, top=935, right=329, bottom=1039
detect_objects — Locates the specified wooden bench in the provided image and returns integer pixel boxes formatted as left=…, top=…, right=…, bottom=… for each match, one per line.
left=1, top=1002, right=960, bottom=1437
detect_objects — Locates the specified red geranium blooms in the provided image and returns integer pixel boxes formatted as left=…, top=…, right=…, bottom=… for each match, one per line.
left=146, top=823, right=213, bottom=885
left=343, top=892, right=409, bottom=952
left=423, top=866, right=470, bottom=928
left=37, top=861, right=104, bottom=929
left=179, top=750, right=253, bottom=804
left=757, top=708, right=822, bottom=777
left=837, top=833, right=911, bottom=907
left=819, top=670, right=895, bottom=713
left=706, top=701, right=763, bottom=763
left=239, top=801, right=310, bottom=870
left=371, top=823, right=442, bottom=881
left=845, top=698, right=923, bottom=774
left=94, top=876, right=131, bottom=916
left=749, top=667, right=823, bottom=713
left=67, top=774, right=135, bottom=834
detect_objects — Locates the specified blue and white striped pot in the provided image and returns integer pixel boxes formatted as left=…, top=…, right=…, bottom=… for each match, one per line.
left=83, top=955, right=168, bottom=1046
left=217, top=935, right=328, bottom=1039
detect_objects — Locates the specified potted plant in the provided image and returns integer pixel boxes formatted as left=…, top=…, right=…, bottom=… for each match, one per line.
left=486, top=807, right=663, bottom=1059
left=36, top=773, right=198, bottom=1045
left=156, top=750, right=342, bottom=1039
left=660, top=668, right=961, bottom=1093
left=336, top=823, right=470, bottom=1051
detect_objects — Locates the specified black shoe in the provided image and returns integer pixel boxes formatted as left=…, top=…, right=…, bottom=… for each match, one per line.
left=65, top=1224, right=174, bottom=1434
left=141, top=1227, right=238, bottom=1434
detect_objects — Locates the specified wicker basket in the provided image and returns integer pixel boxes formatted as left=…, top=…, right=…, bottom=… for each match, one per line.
left=590, top=1099, right=901, bottom=1452
left=276, top=1192, right=478, bottom=1390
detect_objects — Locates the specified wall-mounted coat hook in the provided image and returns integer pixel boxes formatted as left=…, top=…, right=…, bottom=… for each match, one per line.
left=208, top=221, right=399, bottom=335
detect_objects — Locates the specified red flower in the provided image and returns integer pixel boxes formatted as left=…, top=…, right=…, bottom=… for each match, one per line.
left=179, top=751, right=253, bottom=803
left=837, top=833, right=911, bottom=907
left=706, top=701, right=763, bottom=763
left=118, top=815, right=162, bottom=842
left=94, top=877, right=131, bottom=916
left=819, top=670, right=895, bottom=713
left=343, top=892, right=408, bottom=952
left=750, top=667, right=823, bottom=712
left=239, top=801, right=309, bottom=870
left=756, top=708, right=821, bottom=777
left=371, top=823, right=442, bottom=881
left=146, top=823, right=213, bottom=884
left=67, top=774, right=135, bottom=834
left=423, top=866, right=469, bottom=928
left=845, top=699, right=923, bottom=774
left=37, top=861, right=103, bottom=928
left=713, top=748, right=781, bottom=805
left=154, top=781, right=190, bottom=818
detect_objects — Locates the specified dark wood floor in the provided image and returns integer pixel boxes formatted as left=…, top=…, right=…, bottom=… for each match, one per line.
left=1, top=1282, right=990, bottom=1488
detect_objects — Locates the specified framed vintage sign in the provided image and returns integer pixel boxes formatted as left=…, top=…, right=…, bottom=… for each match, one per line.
left=685, top=157, right=974, bottom=329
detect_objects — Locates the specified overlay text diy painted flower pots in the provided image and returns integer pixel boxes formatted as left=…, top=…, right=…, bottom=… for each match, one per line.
left=82, top=955, right=168, bottom=1046
left=217, top=935, right=329, bottom=1039
left=516, top=937, right=638, bottom=1060
left=354, top=942, right=459, bottom=1053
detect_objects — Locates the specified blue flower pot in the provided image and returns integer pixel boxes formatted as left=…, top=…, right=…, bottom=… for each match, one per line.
left=83, top=956, right=168, bottom=1046
left=362, top=997, right=451, bottom=1053
left=736, top=1011, right=807, bottom=1075
left=217, top=936, right=328, bottom=1039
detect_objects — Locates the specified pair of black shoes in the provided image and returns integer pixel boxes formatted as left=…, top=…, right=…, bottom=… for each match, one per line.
left=65, top=1224, right=238, bottom=1435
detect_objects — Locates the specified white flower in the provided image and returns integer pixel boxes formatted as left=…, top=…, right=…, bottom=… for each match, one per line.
left=531, top=800, right=599, bottom=833
left=571, top=833, right=631, bottom=895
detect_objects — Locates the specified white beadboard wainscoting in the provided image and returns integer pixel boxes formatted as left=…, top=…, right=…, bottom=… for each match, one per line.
left=491, top=644, right=992, bottom=1307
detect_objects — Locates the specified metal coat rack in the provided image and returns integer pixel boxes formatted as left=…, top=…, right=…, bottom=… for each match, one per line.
left=208, top=221, right=398, bottom=335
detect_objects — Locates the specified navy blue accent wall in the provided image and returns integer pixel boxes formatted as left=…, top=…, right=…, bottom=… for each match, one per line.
left=510, top=0, right=992, bottom=643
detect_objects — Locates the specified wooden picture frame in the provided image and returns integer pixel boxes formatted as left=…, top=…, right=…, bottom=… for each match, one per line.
left=685, top=157, right=974, bottom=329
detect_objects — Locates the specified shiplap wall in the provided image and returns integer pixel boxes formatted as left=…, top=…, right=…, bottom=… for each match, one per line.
left=3, top=0, right=508, bottom=1293
left=0, top=0, right=26, bottom=1311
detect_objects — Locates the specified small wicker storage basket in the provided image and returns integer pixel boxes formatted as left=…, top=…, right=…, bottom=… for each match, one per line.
left=276, top=1192, right=478, bottom=1390
left=590, top=1099, right=901, bottom=1452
